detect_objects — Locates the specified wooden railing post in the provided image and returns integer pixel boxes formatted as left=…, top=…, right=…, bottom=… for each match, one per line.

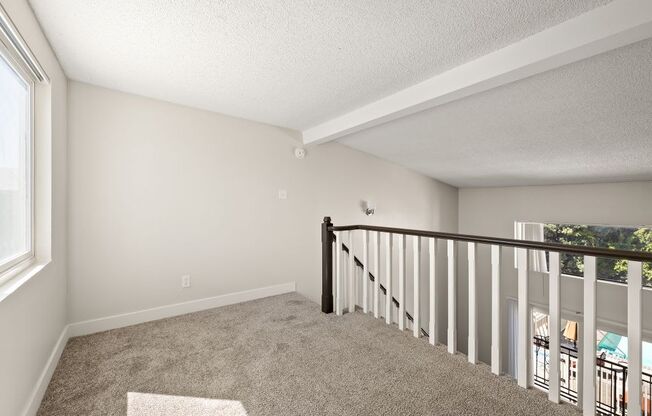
left=468, top=242, right=478, bottom=364
left=321, top=217, right=334, bottom=314
left=627, top=260, right=643, bottom=416
left=413, top=236, right=421, bottom=338
left=490, top=245, right=501, bottom=375
left=517, top=247, right=530, bottom=388
left=548, top=251, right=561, bottom=403
left=428, top=238, right=437, bottom=346
left=373, top=232, right=380, bottom=318
left=582, top=256, right=597, bottom=415
left=398, top=234, right=406, bottom=331
left=385, top=233, right=393, bottom=325
left=348, top=231, right=355, bottom=313
left=447, top=240, right=457, bottom=354
left=362, top=230, right=369, bottom=313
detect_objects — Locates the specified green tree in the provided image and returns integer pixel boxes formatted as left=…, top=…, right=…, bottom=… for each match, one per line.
left=613, top=228, right=652, bottom=284
left=543, top=224, right=651, bottom=286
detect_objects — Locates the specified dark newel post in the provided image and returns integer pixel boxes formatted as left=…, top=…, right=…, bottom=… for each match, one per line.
left=321, top=216, right=334, bottom=313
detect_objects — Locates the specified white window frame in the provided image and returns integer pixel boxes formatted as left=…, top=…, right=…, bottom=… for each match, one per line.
left=514, top=220, right=652, bottom=291
left=0, top=34, right=36, bottom=280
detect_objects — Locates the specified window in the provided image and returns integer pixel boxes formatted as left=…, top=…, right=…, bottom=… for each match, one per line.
left=515, top=221, right=652, bottom=287
left=544, top=223, right=652, bottom=287
left=0, top=44, right=33, bottom=274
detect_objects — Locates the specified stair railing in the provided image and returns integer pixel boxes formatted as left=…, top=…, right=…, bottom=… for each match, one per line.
left=320, top=217, right=652, bottom=416
left=336, top=234, right=427, bottom=337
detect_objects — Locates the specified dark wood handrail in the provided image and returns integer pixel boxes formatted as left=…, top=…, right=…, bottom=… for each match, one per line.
left=330, top=224, right=652, bottom=262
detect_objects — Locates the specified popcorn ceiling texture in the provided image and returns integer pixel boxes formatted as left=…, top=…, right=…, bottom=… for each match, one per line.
left=29, top=0, right=611, bottom=130
left=37, top=293, right=581, bottom=416
left=340, top=38, right=652, bottom=188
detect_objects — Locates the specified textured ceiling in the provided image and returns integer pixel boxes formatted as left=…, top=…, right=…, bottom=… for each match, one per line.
left=29, top=0, right=611, bottom=130
left=339, top=39, right=652, bottom=188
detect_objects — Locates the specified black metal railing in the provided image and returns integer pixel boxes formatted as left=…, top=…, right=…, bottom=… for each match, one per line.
left=533, top=335, right=579, bottom=404
left=596, top=355, right=628, bottom=415
left=644, top=374, right=652, bottom=415
left=533, top=335, right=652, bottom=415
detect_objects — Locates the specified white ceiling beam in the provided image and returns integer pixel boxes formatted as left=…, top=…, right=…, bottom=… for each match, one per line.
left=302, top=0, right=652, bottom=145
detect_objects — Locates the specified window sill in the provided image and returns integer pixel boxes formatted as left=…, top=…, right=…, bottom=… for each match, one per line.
left=0, top=258, right=50, bottom=303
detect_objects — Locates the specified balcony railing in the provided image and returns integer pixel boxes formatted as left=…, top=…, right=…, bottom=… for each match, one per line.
left=533, top=335, right=652, bottom=415
left=533, top=335, right=579, bottom=404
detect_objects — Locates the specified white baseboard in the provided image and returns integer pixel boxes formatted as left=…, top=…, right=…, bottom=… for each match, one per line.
left=23, top=282, right=296, bottom=415
left=68, top=282, right=296, bottom=337
left=22, top=325, right=69, bottom=416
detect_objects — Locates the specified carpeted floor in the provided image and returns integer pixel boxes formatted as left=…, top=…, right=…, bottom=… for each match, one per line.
left=38, top=293, right=580, bottom=415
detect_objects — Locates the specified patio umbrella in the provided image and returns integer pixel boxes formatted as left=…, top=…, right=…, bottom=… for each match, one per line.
left=598, top=332, right=624, bottom=358
left=563, top=321, right=578, bottom=344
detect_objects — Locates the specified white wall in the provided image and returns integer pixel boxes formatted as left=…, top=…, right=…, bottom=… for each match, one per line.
left=458, top=182, right=652, bottom=367
left=0, top=1, right=68, bottom=415
left=67, top=81, right=458, bottom=323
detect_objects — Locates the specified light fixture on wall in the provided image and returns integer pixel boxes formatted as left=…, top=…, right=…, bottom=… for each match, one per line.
left=362, top=200, right=375, bottom=216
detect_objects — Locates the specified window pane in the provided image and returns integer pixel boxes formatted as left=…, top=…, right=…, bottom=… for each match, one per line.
left=0, top=53, right=31, bottom=267
left=543, top=223, right=652, bottom=287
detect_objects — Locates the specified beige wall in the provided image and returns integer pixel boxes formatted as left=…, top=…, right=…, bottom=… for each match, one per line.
left=0, top=1, right=68, bottom=415
left=458, top=182, right=652, bottom=367
left=67, top=81, right=458, bottom=323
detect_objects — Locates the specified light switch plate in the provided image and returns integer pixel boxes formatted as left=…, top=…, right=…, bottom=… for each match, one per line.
left=181, top=275, right=191, bottom=288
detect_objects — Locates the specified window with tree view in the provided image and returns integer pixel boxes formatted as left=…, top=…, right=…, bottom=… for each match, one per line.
left=544, top=224, right=652, bottom=287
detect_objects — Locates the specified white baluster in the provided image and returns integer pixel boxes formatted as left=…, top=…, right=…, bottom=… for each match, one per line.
left=491, top=245, right=501, bottom=375
left=517, top=247, right=529, bottom=389
left=373, top=231, right=380, bottom=319
left=628, top=261, right=643, bottom=416
left=447, top=240, right=456, bottom=354
left=398, top=234, right=406, bottom=331
left=413, top=236, right=421, bottom=338
left=348, top=231, right=355, bottom=314
left=582, top=256, right=596, bottom=415
left=385, top=233, right=393, bottom=325
left=362, top=230, right=369, bottom=314
left=468, top=242, right=478, bottom=364
left=335, top=231, right=342, bottom=315
left=549, top=252, right=561, bottom=403
left=429, top=238, right=437, bottom=346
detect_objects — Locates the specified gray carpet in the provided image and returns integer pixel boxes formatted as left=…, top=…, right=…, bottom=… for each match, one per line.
left=38, top=293, right=580, bottom=415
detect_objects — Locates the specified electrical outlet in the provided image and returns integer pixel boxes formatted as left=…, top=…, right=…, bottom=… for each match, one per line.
left=181, top=275, right=191, bottom=288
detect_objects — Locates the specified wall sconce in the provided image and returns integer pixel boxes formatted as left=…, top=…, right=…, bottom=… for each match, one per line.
left=362, top=200, right=376, bottom=216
